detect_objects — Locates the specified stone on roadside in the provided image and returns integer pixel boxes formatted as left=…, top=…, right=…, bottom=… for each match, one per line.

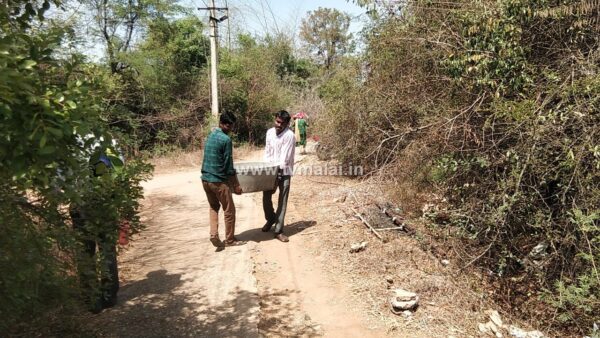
left=509, top=327, right=527, bottom=338
left=508, top=326, right=546, bottom=338
left=486, top=309, right=503, bottom=327
left=526, top=331, right=545, bottom=338
left=390, top=288, right=419, bottom=314
left=479, top=321, right=503, bottom=337
left=349, top=241, right=368, bottom=253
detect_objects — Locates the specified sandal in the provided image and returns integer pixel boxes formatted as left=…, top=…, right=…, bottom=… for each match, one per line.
left=224, top=239, right=247, bottom=246
left=210, top=236, right=225, bottom=248
left=275, top=233, right=289, bottom=242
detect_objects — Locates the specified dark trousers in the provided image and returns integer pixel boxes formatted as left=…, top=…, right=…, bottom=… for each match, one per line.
left=262, top=175, right=291, bottom=234
left=71, top=210, right=119, bottom=311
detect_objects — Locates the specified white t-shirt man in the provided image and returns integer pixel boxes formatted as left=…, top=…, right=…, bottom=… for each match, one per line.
left=264, top=127, right=295, bottom=176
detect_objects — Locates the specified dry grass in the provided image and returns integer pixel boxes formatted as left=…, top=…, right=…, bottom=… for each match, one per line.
left=288, top=149, right=548, bottom=337
left=150, top=149, right=202, bottom=175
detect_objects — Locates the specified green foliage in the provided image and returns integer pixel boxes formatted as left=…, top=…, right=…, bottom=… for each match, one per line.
left=444, top=3, right=533, bottom=97
left=82, top=0, right=182, bottom=72
left=0, top=0, right=152, bottom=331
left=124, top=15, right=209, bottom=106
left=0, top=193, right=77, bottom=331
left=96, top=15, right=210, bottom=151
left=218, top=34, right=295, bottom=144
left=314, top=57, right=370, bottom=166
left=543, top=210, right=599, bottom=323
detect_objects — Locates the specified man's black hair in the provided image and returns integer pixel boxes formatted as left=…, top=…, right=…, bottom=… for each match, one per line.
left=219, top=112, right=236, bottom=125
left=275, top=110, right=291, bottom=123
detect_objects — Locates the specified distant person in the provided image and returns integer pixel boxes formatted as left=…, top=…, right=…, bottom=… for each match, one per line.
left=70, top=137, right=123, bottom=313
left=297, top=117, right=308, bottom=154
left=201, top=112, right=243, bottom=248
left=262, top=110, right=295, bottom=242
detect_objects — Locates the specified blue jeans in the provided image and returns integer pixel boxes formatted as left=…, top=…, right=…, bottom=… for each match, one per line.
left=262, top=175, right=291, bottom=234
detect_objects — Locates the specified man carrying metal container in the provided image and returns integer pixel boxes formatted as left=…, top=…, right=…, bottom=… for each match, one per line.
left=262, top=110, right=296, bottom=242
left=201, top=112, right=243, bottom=248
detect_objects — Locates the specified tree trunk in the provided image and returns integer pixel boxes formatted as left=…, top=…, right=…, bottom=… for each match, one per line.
left=100, top=0, right=117, bottom=73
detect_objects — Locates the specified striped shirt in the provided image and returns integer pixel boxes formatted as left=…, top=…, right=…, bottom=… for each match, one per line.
left=201, top=128, right=235, bottom=183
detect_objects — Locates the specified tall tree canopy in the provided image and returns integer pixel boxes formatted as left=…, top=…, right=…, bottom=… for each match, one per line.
left=83, top=0, right=180, bottom=72
left=299, top=7, right=353, bottom=69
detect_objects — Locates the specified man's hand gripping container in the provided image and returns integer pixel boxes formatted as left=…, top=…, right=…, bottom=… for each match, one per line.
left=234, top=162, right=279, bottom=193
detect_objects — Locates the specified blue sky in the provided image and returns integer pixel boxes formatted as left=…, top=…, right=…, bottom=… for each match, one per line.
left=195, top=0, right=367, bottom=38
left=79, top=0, right=368, bottom=60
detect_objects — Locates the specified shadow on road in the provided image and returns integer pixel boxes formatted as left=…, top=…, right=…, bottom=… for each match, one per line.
left=236, top=220, right=317, bottom=243
left=88, top=269, right=260, bottom=337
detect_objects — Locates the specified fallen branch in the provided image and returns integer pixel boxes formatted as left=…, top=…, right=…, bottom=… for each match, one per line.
left=351, top=206, right=384, bottom=241
left=300, top=229, right=342, bottom=236
left=375, top=203, right=415, bottom=235
left=303, top=177, right=347, bottom=186
left=374, top=227, right=406, bottom=231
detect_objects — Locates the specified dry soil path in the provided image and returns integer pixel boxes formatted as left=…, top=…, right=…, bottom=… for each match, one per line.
left=89, top=151, right=383, bottom=337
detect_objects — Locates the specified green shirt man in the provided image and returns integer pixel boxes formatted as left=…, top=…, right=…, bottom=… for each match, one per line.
left=201, top=128, right=236, bottom=183
left=201, top=113, right=243, bottom=248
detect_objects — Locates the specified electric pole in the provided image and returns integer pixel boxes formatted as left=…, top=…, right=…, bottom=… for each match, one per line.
left=199, top=1, right=228, bottom=119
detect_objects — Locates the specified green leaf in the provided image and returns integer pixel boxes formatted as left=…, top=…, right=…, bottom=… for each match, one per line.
left=66, top=100, right=77, bottom=109
left=39, top=146, right=56, bottom=155
left=107, top=155, right=124, bottom=168
left=21, top=60, right=37, bottom=70
left=47, top=127, right=63, bottom=138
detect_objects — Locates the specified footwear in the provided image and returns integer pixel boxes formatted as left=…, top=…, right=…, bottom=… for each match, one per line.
left=210, top=236, right=225, bottom=248
left=275, top=233, right=289, bottom=242
left=261, top=222, right=274, bottom=232
left=224, top=239, right=247, bottom=246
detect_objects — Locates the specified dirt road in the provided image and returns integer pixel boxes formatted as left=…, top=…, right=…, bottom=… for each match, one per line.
left=89, top=150, right=383, bottom=337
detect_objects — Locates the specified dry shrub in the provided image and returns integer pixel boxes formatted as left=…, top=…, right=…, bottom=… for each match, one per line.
left=376, top=139, right=439, bottom=216
left=317, top=0, right=599, bottom=334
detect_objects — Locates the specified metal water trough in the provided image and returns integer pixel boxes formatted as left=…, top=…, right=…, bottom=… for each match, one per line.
left=234, top=162, right=279, bottom=193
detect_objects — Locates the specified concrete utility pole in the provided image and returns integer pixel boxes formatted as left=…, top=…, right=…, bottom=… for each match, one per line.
left=199, top=1, right=228, bottom=119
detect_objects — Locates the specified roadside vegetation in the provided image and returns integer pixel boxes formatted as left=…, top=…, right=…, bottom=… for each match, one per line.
left=1, top=0, right=597, bottom=336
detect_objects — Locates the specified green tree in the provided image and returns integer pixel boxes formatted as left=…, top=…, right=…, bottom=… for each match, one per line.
left=219, top=34, right=292, bottom=144
left=122, top=15, right=209, bottom=109
left=92, top=15, right=210, bottom=153
left=83, top=0, right=181, bottom=73
left=300, top=7, right=353, bottom=69
left=0, top=0, right=151, bottom=331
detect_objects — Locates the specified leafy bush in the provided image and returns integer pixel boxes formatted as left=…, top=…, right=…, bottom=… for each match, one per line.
left=0, top=0, right=152, bottom=331
left=218, top=34, right=295, bottom=144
